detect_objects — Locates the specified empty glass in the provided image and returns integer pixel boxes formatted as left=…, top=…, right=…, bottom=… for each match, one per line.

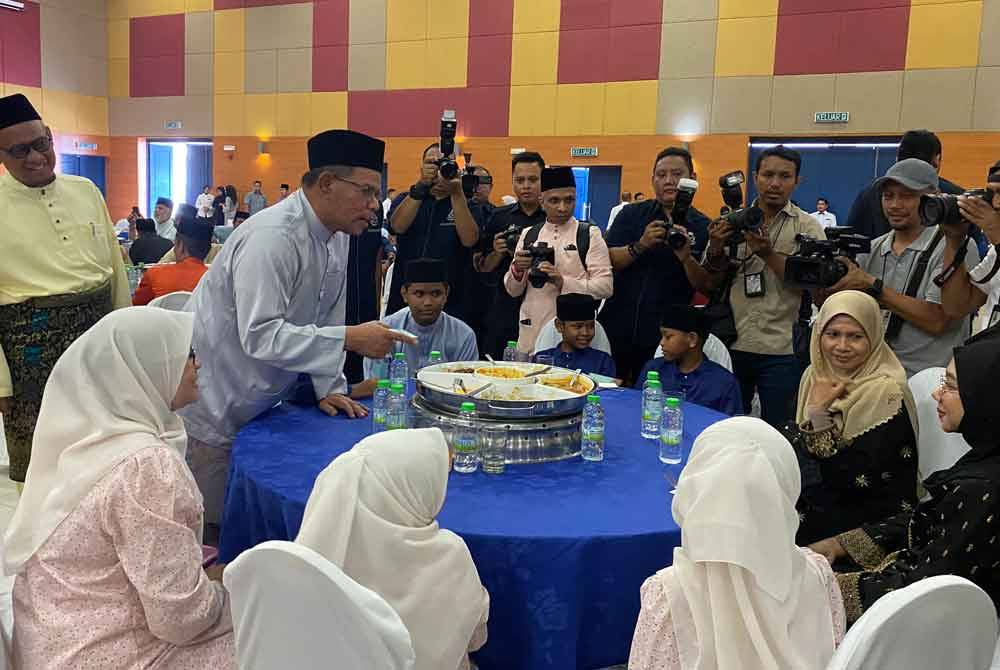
left=480, top=425, right=509, bottom=475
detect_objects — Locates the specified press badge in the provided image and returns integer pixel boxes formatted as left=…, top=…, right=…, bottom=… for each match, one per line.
left=744, top=272, right=765, bottom=298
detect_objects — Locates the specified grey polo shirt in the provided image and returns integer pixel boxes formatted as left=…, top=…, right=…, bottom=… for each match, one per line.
left=858, top=226, right=980, bottom=377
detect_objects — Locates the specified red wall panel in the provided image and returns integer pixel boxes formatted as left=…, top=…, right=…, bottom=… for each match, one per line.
left=129, top=14, right=185, bottom=97
left=348, top=86, right=509, bottom=137
left=313, top=0, right=349, bottom=46
left=312, top=45, right=348, bottom=91
left=1, top=1, right=41, bottom=88
left=469, top=0, right=514, bottom=36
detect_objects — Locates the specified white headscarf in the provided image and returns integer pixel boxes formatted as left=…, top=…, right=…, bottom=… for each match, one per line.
left=296, top=428, right=488, bottom=670
left=4, top=307, right=194, bottom=574
left=668, top=417, right=838, bottom=670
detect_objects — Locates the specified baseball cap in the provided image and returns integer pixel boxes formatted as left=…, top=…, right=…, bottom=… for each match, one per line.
left=875, top=158, right=939, bottom=192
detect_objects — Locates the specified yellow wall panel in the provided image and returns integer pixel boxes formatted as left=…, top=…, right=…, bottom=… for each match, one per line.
left=4, top=86, right=43, bottom=119
left=604, top=81, right=657, bottom=135
left=425, top=37, right=468, bottom=88
left=719, top=0, right=778, bottom=18
left=276, top=93, right=312, bottom=137
left=128, top=0, right=185, bottom=18
left=107, top=0, right=129, bottom=20
left=214, top=9, right=245, bottom=54
left=555, top=83, right=605, bottom=136
left=244, top=93, right=277, bottom=138
left=386, top=41, right=428, bottom=89
left=509, top=84, right=557, bottom=135
left=214, top=51, right=245, bottom=94
left=108, top=20, right=130, bottom=61
left=108, top=59, right=130, bottom=98
left=78, top=96, right=110, bottom=136
left=715, top=17, right=776, bottom=77
left=185, top=0, right=213, bottom=11
left=510, top=31, right=559, bottom=85
left=428, top=0, right=470, bottom=39
left=310, top=92, right=348, bottom=135
left=214, top=94, right=245, bottom=136
left=906, top=1, right=983, bottom=69
left=387, top=0, right=429, bottom=41
left=513, top=0, right=560, bottom=33
left=43, top=89, right=79, bottom=134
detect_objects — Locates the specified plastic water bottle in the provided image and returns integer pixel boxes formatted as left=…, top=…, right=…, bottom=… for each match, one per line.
left=390, top=352, right=408, bottom=388
left=386, top=382, right=407, bottom=431
left=503, top=341, right=519, bottom=362
left=453, top=402, right=479, bottom=473
left=659, top=397, right=683, bottom=464
left=371, top=379, right=391, bottom=433
left=429, top=350, right=442, bottom=366
left=642, top=370, right=660, bottom=390
left=641, top=379, right=663, bottom=439
left=581, top=394, right=605, bottom=462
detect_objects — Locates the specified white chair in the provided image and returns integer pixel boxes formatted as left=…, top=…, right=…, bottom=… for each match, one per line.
left=147, top=291, right=192, bottom=311
left=908, top=367, right=971, bottom=478
left=654, top=333, right=733, bottom=372
left=532, top=318, right=612, bottom=355
left=826, top=575, right=997, bottom=670
left=224, top=540, right=414, bottom=670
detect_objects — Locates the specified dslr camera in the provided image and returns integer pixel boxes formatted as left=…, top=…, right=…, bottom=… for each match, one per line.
left=658, top=178, right=698, bottom=250
left=527, top=241, right=555, bottom=289
left=785, top=226, right=871, bottom=289
left=920, top=188, right=996, bottom=227
left=719, top=171, right=745, bottom=215
left=715, top=170, right=764, bottom=244
left=436, top=109, right=459, bottom=180
left=503, top=224, right=522, bottom=254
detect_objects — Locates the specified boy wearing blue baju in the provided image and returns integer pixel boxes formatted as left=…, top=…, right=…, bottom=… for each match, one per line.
left=534, top=293, right=616, bottom=379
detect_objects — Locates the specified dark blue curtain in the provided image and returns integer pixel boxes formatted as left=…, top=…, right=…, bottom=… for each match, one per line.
left=587, top=166, right=623, bottom=231
left=186, top=144, right=213, bottom=207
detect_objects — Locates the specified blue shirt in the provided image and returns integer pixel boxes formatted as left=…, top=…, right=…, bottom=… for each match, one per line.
left=363, top=307, right=479, bottom=378
left=534, top=346, right=617, bottom=379
left=634, top=357, right=743, bottom=417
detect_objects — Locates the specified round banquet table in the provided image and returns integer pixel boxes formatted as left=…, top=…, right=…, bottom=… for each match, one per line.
left=218, top=388, right=728, bottom=670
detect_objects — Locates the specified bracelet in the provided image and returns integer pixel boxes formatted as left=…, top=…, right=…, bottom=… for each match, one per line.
left=409, top=183, right=430, bottom=200
left=627, top=244, right=639, bottom=259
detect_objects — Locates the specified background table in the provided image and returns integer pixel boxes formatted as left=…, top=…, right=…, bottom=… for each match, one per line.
left=219, top=388, right=727, bottom=670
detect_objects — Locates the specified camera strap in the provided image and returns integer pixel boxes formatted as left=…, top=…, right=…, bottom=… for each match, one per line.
left=886, top=228, right=944, bottom=341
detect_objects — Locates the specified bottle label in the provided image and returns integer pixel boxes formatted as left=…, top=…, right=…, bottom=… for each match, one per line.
left=454, top=439, right=477, bottom=454
left=660, top=435, right=681, bottom=445
left=583, top=431, right=604, bottom=441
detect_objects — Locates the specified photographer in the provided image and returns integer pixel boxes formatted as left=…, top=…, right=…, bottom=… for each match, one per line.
left=598, top=147, right=713, bottom=385
left=475, top=151, right=548, bottom=358
left=937, top=162, right=1000, bottom=331
left=472, top=166, right=494, bottom=209
left=829, top=159, right=980, bottom=377
left=387, top=142, right=482, bottom=323
left=702, top=146, right=825, bottom=428
left=504, top=166, right=612, bottom=354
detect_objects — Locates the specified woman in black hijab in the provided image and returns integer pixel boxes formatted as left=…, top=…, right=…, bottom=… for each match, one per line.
left=809, top=326, right=1000, bottom=624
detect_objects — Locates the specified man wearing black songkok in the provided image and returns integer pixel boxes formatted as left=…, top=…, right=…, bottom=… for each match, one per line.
left=179, top=128, right=416, bottom=536
left=0, top=93, right=130, bottom=487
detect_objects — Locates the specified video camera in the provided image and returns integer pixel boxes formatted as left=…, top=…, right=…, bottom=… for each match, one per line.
left=461, top=152, right=480, bottom=199
left=920, top=188, right=996, bottom=227
left=437, top=109, right=459, bottom=179
left=527, top=241, right=555, bottom=288
left=785, top=226, right=871, bottom=289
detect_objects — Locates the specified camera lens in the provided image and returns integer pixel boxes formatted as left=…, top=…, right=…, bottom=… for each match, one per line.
left=439, top=160, right=459, bottom=180
left=918, top=194, right=961, bottom=227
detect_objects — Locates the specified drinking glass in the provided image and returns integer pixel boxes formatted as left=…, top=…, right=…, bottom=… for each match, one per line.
left=480, top=425, right=509, bottom=475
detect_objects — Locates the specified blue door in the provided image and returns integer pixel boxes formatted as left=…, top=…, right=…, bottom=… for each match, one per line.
left=59, top=154, right=107, bottom=197
left=185, top=144, right=213, bottom=208
left=587, top=166, right=623, bottom=232
left=148, top=144, right=173, bottom=217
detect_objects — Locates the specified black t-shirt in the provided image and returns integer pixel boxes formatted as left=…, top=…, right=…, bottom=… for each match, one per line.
left=598, top=200, right=711, bottom=351
left=386, top=193, right=484, bottom=323
left=846, top=176, right=964, bottom=240
left=129, top=234, right=173, bottom=265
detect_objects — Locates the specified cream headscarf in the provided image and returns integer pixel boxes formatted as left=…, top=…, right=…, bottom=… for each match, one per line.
left=669, top=417, right=840, bottom=670
left=796, top=290, right=918, bottom=441
left=296, top=428, right=489, bottom=670
left=4, top=307, right=194, bottom=574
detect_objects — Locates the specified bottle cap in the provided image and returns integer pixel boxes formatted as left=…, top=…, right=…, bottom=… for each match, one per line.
left=666, top=397, right=681, bottom=407
left=647, top=371, right=659, bottom=380
left=648, top=380, right=662, bottom=389
left=376, top=379, right=390, bottom=388
left=460, top=402, right=476, bottom=412
left=394, top=352, right=405, bottom=360
left=430, top=351, right=441, bottom=358
left=390, top=382, right=404, bottom=392
left=587, top=394, right=600, bottom=404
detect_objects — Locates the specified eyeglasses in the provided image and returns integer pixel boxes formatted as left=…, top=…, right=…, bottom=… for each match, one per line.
left=333, top=175, right=382, bottom=203
left=938, top=376, right=960, bottom=396
left=0, top=131, right=53, bottom=160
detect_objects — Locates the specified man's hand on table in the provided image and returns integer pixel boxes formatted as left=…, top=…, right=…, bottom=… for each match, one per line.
left=319, top=394, right=369, bottom=419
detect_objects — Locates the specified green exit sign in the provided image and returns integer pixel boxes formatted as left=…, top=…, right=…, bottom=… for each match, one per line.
left=570, top=146, right=599, bottom=158
left=815, top=112, right=850, bottom=124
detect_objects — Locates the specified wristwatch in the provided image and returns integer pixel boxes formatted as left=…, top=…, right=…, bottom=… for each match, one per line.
left=409, top=183, right=430, bottom=200
left=866, top=278, right=884, bottom=299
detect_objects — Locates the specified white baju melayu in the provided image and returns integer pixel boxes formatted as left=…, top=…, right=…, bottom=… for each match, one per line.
left=180, top=190, right=351, bottom=522
left=156, top=217, right=177, bottom=241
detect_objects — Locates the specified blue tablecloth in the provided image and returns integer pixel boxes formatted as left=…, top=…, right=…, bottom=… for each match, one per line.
left=219, top=389, right=727, bottom=670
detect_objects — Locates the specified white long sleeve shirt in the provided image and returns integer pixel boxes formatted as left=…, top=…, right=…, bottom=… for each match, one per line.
left=180, top=190, right=350, bottom=446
